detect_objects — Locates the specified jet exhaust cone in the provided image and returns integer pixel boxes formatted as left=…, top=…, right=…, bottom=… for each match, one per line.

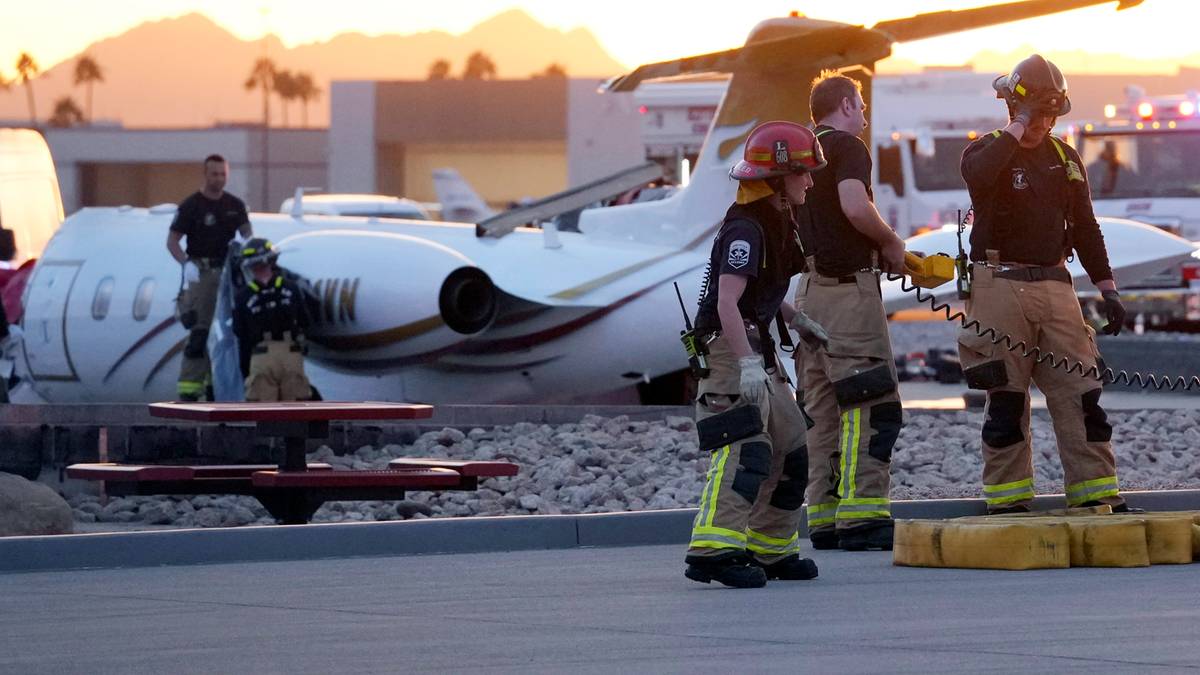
left=439, top=267, right=498, bottom=334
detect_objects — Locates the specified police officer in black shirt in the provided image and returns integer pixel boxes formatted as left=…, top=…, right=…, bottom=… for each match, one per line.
left=959, top=54, right=1130, bottom=514
left=795, top=72, right=907, bottom=552
left=166, top=154, right=252, bottom=400
left=684, top=121, right=829, bottom=589
left=232, top=238, right=313, bottom=402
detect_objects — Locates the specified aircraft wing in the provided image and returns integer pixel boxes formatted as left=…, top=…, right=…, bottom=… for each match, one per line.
left=872, top=0, right=1144, bottom=43
left=607, top=0, right=1143, bottom=93
left=475, top=162, right=662, bottom=238
left=881, top=217, right=1198, bottom=314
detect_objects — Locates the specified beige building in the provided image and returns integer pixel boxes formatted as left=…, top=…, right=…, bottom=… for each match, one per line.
left=330, top=78, right=644, bottom=209
left=42, top=126, right=327, bottom=214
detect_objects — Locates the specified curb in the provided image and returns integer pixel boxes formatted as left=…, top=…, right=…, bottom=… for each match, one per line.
left=1, top=489, right=1197, bottom=573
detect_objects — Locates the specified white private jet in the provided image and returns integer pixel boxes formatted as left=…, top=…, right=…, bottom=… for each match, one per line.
left=9, top=0, right=1189, bottom=405
left=431, top=168, right=495, bottom=223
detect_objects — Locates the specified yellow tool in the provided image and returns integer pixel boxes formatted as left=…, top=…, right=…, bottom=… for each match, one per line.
left=904, top=252, right=956, bottom=289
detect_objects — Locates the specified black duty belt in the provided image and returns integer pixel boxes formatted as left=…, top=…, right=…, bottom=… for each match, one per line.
left=992, top=266, right=1071, bottom=284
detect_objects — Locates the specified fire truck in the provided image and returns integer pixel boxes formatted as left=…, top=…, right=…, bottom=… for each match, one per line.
left=1068, top=87, right=1200, bottom=331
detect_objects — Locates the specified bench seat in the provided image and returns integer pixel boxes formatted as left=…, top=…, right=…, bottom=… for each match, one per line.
left=386, top=458, right=519, bottom=477
left=251, top=468, right=462, bottom=489
left=66, top=463, right=333, bottom=482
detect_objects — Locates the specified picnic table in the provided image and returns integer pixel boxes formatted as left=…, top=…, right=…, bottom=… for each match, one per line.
left=67, top=401, right=518, bottom=524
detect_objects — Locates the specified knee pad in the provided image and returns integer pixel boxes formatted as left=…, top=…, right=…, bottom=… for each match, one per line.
left=982, top=391, right=1025, bottom=448
left=696, top=404, right=763, bottom=452
left=867, top=402, right=903, bottom=463
left=833, top=365, right=896, bottom=407
left=1082, top=389, right=1112, bottom=442
left=731, top=441, right=771, bottom=503
left=769, top=446, right=808, bottom=511
left=184, top=328, right=208, bottom=358
left=963, top=359, right=1008, bottom=390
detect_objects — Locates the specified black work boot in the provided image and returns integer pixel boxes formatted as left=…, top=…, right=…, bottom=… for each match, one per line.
left=988, top=504, right=1031, bottom=516
left=838, top=521, right=894, bottom=551
left=753, top=554, right=818, bottom=581
left=809, top=529, right=839, bottom=550
left=1081, top=500, right=1145, bottom=514
left=684, top=552, right=767, bottom=588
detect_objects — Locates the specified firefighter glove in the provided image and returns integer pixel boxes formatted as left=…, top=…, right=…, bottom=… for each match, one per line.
left=789, top=310, right=829, bottom=350
left=1012, top=90, right=1058, bottom=127
left=1100, top=290, right=1125, bottom=336
left=183, top=261, right=200, bottom=285
left=738, top=355, right=771, bottom=406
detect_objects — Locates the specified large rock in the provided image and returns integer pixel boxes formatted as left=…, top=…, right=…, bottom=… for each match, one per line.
left=0, top=472, right=74, bottom=536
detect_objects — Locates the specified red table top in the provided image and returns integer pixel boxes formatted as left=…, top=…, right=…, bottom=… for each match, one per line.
left=149, top=401, right=434, bottom=423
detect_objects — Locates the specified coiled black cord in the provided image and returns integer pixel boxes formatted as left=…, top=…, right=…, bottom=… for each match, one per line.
left=882, top=270, right=1200, bottom=392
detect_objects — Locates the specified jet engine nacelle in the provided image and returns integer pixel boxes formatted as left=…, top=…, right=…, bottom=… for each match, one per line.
left=276, top=229, right=492, bottom=368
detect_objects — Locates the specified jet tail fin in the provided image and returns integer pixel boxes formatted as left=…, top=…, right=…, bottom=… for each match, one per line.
left=0, top=129, right=65, bottom=266
left=432, top=168, right=496, bottom=223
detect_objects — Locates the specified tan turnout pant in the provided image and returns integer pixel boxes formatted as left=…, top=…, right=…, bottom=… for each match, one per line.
left=687, top=332, right=810, bottom=564
left=176, top=260, right=223, bottom=399
left=795, top=270, right=901, bottom=536
left=957, top=261, right=1122, bottom=512
left=245, top=339, right=311, bottom=402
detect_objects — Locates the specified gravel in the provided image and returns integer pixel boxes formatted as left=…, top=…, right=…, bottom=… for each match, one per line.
left=65, top=410, right=1200, bottom=529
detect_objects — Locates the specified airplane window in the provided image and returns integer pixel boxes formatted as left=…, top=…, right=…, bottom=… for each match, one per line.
left=133, top=278, right=156, bottom=321
left=91, top=277, right=115, bottom=320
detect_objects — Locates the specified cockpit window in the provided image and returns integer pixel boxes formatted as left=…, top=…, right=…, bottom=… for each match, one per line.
left=91, top=276, right=115, bottom=320
left=133, top=277, right=155, bottom=321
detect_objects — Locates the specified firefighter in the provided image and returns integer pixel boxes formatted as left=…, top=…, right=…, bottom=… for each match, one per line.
left=166, top=154, right=253, bottom=401
left=795, top=72, right=906, bottom=552
left=959, top=54, right=1130, bottom=514
left=685, top=121, right=829, bottom=588
left=231, top=238, right=313, bottom=402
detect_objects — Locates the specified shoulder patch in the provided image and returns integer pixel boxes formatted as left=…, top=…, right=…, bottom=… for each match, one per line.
left=727, top=239, right=751, bottom=269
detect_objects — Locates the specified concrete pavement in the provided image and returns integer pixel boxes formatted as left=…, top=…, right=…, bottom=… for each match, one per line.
left=1, top=544, right=1197, bottom=673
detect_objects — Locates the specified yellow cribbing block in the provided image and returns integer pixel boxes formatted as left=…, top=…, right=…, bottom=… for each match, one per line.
left=980, top=513, right=1194, bottom=565
left=1130, top=514, right=1194, bottom=564
left=894, top=519, right=1070, bottom=570
left=1193, top=525, right=1200, bottom=561
left=903, top=252, right=956, bottom=289
left=955, top=516, right=1149, bottom=568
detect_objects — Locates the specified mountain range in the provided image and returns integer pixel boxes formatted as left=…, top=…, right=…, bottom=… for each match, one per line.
left=0, top=10, right=625, bottom=128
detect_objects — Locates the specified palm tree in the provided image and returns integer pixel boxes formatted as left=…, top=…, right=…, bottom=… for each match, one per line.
left=293, top=72, right=321, bottom=127
left=462, top=51, right=496, bottom=80
left=244, top=57, right=276, bottom=128
left=533, top=63, right=567, bottom=79
left=273, top=69, right=296, bottom=127
left=427, top=59, right=451, bottom=80
left=16, top=52, right=40, bottom=126
left=73, top=54, right=104, bottom=124
left=48, top=96, right=84, bottom=128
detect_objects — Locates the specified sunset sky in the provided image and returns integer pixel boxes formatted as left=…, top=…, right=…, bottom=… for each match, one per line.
left=0, top=0, right=1191, bottom=77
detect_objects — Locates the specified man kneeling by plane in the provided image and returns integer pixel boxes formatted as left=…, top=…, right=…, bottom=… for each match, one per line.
left=684, top=121, right=831, bottom=588
left=232, top=238, right=314, bottom=402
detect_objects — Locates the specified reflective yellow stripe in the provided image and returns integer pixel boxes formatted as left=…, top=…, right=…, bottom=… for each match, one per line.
left=983, top=478, right=1035, bottom=506
left=838, top=412, right=850, bottom=499
left=815, top=129, right=834, bottom=138
left=748, top=151, right=772, bottom=161
left=991, top=130, right=1002, bottom=138
left=983, top=478, right=1035, bottom=494
left=1048, top=136, right=1068, bottom=162
left=836, top=497, right=890, bottom=521
left=690, top=525, right=748, bottom=551
left=1015, top=83, right=1027, bottom=96
left=846, top=408, right=862, bottom=499
left=746, top=528, right=797, bottom=547
left=1065, top=475, right=1119, bottom=505
left=695, top=445, right=729, bottom=528
left=177, top=381, right=204, bottom=394
left=705, top=446, right=731, bottom=527
left=807, top=502, right=838, bottom=527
